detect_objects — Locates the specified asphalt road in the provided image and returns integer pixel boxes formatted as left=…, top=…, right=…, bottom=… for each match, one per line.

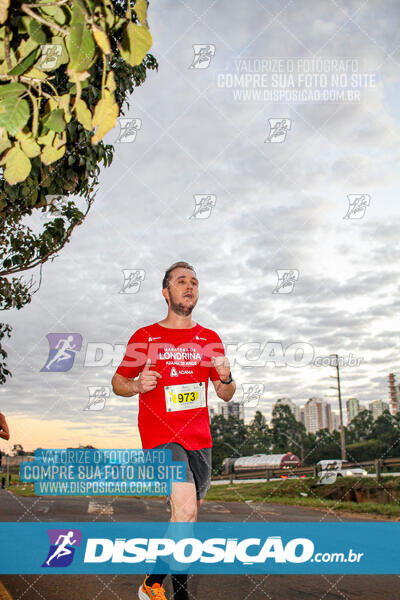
left=0, top=488, right=399, bottom=599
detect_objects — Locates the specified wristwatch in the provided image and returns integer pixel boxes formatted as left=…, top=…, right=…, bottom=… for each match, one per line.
left=219, top=371, right=233, bottom=384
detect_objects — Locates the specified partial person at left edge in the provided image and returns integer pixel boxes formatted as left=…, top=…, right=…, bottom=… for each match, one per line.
left=0, top=411, right=10, bottom=440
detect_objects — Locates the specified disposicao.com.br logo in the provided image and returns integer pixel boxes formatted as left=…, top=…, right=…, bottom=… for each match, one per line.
left=1, top=522, right=389, bottom=574
left=39, top=531, right=364, bottom=572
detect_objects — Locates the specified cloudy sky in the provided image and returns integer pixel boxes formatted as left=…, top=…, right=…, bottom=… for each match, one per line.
left=1, top=0, right=400, bottom=453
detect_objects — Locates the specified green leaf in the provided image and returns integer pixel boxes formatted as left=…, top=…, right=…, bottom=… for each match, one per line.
left=8, top=49, right=39, bottom=76
left=19, top=36, right=39, bottom=58
left=105, top=71, right=116, bottom=93
left=0, top=130, right=11, bottom=154
left=0, top=97, right=30, bottom=136
left=20, top=137, right=41, bottom=158
left=91, top=23, right=111, bottom=54
left=37, top=129, right=55, bottom=146
left=1, top=144, right=32, bottom=184
left=66, top=0, right=95, bottom=72
left=103, top=3, right=116, bottom=29
left=41, top=142, right=65, bottom=165
left=39, top=3, right=66, bottom=25
left=92, top=89, right=118, bottom=144
left=42, top=109, right=66, bottom=133
left=0, top=0, right=10, bottom=25
left=119, top=22, right=152, bottom=67
left=134, top=0, right=149, bottom=27
left=75, top=98, right=92, bottom=130
left=24, top=67, right=47, bottom=79
left=0, top=82, right=27, bottom=99
left=29, top=20, right=46, bottom=45
left=0, top=47, right=16, bottom=73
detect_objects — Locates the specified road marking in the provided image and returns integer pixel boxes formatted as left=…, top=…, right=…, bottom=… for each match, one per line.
left=37, top=506, right=49, bottom=513
left=88, top=500, right=114, bottom=515
left=209, top=503, right=230, bottom=513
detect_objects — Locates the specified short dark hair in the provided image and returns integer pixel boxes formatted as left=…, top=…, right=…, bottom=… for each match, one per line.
left=162, top=261, right=196, bottom=304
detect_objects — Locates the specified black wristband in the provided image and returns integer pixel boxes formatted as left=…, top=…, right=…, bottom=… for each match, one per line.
left=219, top=371, right=232, bottom=384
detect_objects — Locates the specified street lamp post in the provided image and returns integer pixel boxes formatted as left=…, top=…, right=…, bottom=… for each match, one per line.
left=330, top=353, right=346, bottom=460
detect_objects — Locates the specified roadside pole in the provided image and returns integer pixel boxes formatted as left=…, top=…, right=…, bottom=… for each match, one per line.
left=329, top=353, right=346, bottom=461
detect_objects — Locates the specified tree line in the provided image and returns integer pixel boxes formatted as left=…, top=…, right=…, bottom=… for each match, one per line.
left=210, top=404, right=400, bottom=473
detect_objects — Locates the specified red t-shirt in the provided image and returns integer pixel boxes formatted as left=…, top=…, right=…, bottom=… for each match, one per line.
left=115, top=322, right=225, bottom=450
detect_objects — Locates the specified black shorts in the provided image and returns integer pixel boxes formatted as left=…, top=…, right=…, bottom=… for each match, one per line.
left=152, top=442, right=212, bottom=500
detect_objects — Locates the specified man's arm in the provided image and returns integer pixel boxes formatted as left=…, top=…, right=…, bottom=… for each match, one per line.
left=112, top=358, right=162, bottom=397
left=0, top=413, right=9, bottom=440
left=112, top=373, right=141, bottom=397
left=212, top=378, right=236, bottom=402
left=210, top=354, right=236, bottom=402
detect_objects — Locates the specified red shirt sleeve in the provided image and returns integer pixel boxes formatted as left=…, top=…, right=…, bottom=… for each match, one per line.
left=115, top=328, right=148, bottom=380
left=207, top=332, right=225, bottom=382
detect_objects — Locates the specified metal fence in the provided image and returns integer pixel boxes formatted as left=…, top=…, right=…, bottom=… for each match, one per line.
left=213, top=457, right=400, bottom=483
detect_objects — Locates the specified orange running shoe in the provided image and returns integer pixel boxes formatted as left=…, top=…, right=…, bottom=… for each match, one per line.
left=138, top=574, right=168, bottom=599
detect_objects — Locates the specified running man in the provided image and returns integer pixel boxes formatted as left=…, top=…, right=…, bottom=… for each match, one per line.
left=112, top=261, right=236, bottom=600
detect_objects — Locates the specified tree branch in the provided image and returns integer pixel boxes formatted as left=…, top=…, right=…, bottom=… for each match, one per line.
left=0, top=198, right=94, bottom=277
left=21, top=4, right=69, bottom=36
left=4, top=27, right=12, bottom=71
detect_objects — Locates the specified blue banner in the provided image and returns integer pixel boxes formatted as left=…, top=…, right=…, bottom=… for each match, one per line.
left=0, top=522, right=398, bottom=574
left=19, top=449, right=186, bottom=496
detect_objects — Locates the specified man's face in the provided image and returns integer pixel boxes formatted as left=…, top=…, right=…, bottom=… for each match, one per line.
left=164, top=267, right=199, bottom=316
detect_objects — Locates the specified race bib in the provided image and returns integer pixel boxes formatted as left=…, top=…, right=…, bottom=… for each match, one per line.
left=164, top=382, right=206, bottom=413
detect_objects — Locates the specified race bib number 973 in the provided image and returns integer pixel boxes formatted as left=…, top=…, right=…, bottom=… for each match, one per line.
left=164, top=382, right=206, bottom=412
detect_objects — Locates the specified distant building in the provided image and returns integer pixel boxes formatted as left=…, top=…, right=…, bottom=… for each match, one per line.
left=369, top=399, right=390, bottom=420
left=273, top=397, right=301, bottom=422
left=332, top=412, right=341, bottom=431
left=1, top=455, right=34, bottom=467
left=346, top=397, right=360, bottom=424
left=219, top=401, right=244, bottom=421
left=304, top=397, right=333, bottom=433
left=209, top=407, right=215, bottom=423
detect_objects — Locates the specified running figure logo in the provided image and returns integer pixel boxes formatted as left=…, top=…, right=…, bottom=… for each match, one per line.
left=264, top=119, right=291, bottom=143
left=42, top=529, right=82, bottom=568
left=37, top=44, right=62, bottom=70
left=115, top=118, right=142, bottom=143
left=272, top=270, right=299, bottom=294
left=119, top=269, right=146, bottom=294
left=188, top=44, right=216, bottom=69
left=241, top=383, right=265, bottom=408
left=41, top=333, right=82, bottom=372
left=189, top=195, right=216, bottom=219
left=41, top=194, right=65, bottom=220
left=343, top=194, right=370, bottom=219
left=84, top=386, right=110, bottom=411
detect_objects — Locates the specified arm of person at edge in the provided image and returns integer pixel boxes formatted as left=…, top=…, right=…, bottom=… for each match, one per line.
left=112, top=357, right=162, bottom=397
left=210, top=355, right=236, bottom=402
left=0, top=412, right=10, bottom=440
